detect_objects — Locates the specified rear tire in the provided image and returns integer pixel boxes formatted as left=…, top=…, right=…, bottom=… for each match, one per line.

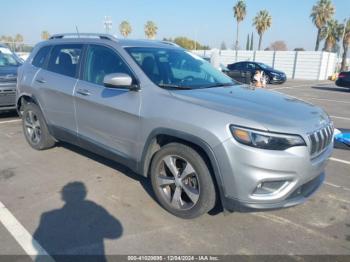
left=150, top=143, right=216, bottom=219
left=22, top=103, right=55, bottom=150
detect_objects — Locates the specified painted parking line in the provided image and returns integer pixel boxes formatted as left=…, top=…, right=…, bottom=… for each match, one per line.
left=324, top=182, right=350, bottom=192
left=302, top=97, right=350, bottom=104
left=0, top=119, right=21, bottom=124
left=330, top=116, right=350, bottom=121
left=330, top=157, right=350, bottom=165
left=270, top=84, right=315, bottom=90
left=0, top=200, right=53, bottom=260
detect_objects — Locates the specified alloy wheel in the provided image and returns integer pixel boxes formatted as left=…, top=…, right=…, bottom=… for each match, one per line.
left=24, top=110, right=42, bottom=145
left=156, top=155, right=200, bottom=210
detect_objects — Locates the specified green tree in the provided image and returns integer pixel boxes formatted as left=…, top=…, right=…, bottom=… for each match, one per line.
left=250, top=32, right=254, bottom=50
left=310, top=0, right=335, bottom=51
left=41, top=31, right=50, bottom=40
left=144, top=21, right=158, bottom=39
left=119, top=21, right=132, bottom=38
left=171, top=37, right=210, bottom=50
left=253, top=10, right=272, bottom=50
left=321, top=19, right=343, bottom=52
left=341, top=19, right=350, bottom=71
left=246, top=34, right=250, bottom=50
left=233, top=0, right=247, bottom=50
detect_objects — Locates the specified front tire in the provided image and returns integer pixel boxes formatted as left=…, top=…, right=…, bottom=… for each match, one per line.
left=150, top=143, right=216, bottom=219
left=22, top=103, right=55, bottom=150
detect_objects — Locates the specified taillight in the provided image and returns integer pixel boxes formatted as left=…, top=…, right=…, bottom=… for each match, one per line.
left=338, top=73, right=345, bottom=78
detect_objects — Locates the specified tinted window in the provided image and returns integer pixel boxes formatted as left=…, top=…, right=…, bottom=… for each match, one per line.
left=32, top=46, right=51, bottom=68
left=228, top=63, right=242, bottom=70
left=245, top=63, right=257, bottom=70
left=84, top=45, right=133, bottom=86
left=47, top=44, right=83, bottom=78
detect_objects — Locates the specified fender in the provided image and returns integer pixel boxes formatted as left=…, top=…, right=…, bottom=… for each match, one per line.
left=139, top=128, right=228, bottom=211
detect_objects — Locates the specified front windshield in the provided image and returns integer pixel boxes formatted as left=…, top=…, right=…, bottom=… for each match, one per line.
left=125, top=47, right=236, bottom=89
left=0, top=47, right=21, bottom=67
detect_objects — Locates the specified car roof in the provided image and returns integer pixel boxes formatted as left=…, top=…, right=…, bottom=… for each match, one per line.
left=40, top=34, right=181, bottom=49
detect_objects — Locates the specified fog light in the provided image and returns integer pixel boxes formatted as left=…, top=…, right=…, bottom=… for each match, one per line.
left=253, top=181, right=289, bottom=195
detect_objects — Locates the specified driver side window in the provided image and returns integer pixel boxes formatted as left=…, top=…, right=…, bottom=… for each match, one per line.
left=84, top=45, right=133, bottom=86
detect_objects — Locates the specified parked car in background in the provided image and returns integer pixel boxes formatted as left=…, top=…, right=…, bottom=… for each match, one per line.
left=17, top=34, right=333, bottom=218
left=335, top=71, right=350, bottom=88
left=226, top=61, right=287, bottom=85
left=0, top=44, right=22, bottom=112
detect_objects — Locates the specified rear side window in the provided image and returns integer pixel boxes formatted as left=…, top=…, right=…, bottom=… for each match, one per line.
left=32, top=46, right=51, bottom=68
left=245, top=63, right=256, bottom=70
left=228, top=63, right=241, bottom=70
left=47, top=44, right=83, bottom=78
left=83, top=45, right=133, bottom=86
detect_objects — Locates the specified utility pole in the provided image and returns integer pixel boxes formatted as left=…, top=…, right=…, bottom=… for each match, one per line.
left=103, top=16, right=113, bottom=34
left=340, top=18, right=349, bottom=71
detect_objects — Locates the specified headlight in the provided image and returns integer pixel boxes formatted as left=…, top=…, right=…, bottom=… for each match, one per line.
left=270, top=72, right=279, bottom=77
left=230, top=125, right=306, bottom=150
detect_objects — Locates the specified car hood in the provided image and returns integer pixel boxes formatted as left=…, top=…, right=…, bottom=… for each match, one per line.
left=170, top=85, right=330, bottom=134
left=0, top=66, right=18, bottom=76
left=268, top=69, right=284, bottom=75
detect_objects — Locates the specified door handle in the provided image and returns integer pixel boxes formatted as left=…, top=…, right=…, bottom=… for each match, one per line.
left=35, top=78, right=46, bottom=84
left=76, top=89, right=91, bottom=96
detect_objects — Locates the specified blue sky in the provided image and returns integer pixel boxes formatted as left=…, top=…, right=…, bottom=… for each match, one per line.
left=1, top=0, right=349, bottom=50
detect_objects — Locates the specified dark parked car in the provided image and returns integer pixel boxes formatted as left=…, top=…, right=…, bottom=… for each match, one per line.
left=0, top=44, right=22, bottom=111
left=226, top=61, right=287, bottom=84
left=336, top=71, right=350, bottom=88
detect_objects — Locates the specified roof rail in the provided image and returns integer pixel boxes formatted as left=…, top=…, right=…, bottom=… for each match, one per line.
left=49, top=33, right=117, bottom=41
left=159, top=41, right=180, bottom=47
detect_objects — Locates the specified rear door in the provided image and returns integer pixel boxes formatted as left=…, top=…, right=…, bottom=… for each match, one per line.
left=241, top=62, right=256, bottom=84
left=33, top=44, right=83, bottom=140
left=74, top=44, right=141, bottom=165
left=227, top=62, right=243, bottom=82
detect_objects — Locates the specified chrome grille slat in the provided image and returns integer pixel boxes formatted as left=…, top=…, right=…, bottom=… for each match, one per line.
left=308, top=123, right=333, bottom=158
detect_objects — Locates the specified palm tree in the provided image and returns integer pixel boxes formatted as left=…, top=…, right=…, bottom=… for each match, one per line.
left=321, top=19, right=343, bottom=52
left=41, top=31, right=50, bottom=40
left=253, top=10, right=272, bottom=50
left=144, top=21, right=158, bottom=39
left=310, top=0, right=335, bottom=51
left=341, top=19, right=350, bottom=71
left=233, top=0, right=247, bottom=50
left=119, top=21, right=132, bottom=38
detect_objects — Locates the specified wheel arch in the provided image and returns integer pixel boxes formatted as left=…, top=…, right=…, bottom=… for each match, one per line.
left=140, top=128, right=227, bottom=209
left=16, top=94, right=41, bottom=116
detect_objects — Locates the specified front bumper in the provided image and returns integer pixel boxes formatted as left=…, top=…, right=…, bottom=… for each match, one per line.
left=0, top=84, right=16, bottom=111
left=335, top=78, right=350, bottom=88
left=270, top=75, right=287, bottom=84
left=214, top=137, right=332, bottom=212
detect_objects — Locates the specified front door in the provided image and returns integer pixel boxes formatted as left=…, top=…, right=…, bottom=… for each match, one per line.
left=74, top=44, right=141, bottom=166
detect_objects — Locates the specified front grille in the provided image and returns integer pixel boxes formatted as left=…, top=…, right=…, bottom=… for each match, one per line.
left=308, top=123, right=333, bottom=158
left=0, top=89, right=16, bottom=107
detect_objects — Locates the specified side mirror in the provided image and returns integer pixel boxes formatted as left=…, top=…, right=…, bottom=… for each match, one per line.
left=103, top=73, right=139, bottom=91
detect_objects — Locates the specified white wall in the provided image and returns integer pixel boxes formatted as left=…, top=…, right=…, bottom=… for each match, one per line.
left=192, top=50, right=337, bottom=80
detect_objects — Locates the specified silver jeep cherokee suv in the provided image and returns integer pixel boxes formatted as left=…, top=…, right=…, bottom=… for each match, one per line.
left=16, top=33, right=333, bottom=218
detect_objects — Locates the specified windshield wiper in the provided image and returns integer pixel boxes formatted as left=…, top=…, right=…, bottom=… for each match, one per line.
left=201, top=82, right=236, bottom=89
left=158, top=84, right=193, bottom=90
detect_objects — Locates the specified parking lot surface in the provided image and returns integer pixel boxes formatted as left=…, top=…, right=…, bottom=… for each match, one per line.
left=0, top=80, right=349, bottom=258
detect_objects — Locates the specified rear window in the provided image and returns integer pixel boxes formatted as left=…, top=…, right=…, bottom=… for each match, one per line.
left=0, top=46, right=21, bottom=67
left=47, top=44, right=83, bottom=78
left=32, top=46, right=51, bottom=68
